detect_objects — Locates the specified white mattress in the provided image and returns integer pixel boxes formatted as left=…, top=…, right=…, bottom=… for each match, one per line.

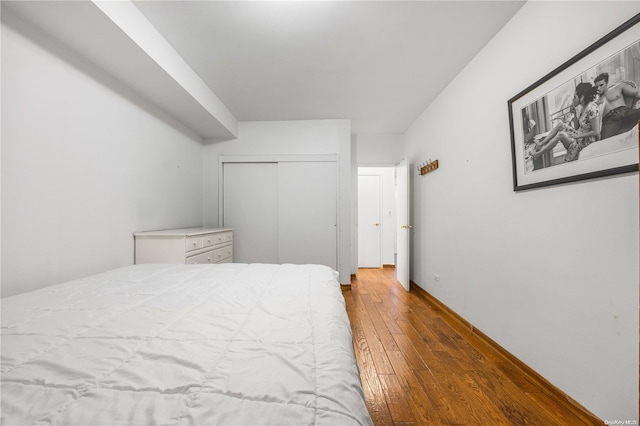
left=1, top=263, right=372, bottom=426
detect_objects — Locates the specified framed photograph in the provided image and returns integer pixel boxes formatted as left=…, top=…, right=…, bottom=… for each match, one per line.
left=508, top=13, right=640, bottom=191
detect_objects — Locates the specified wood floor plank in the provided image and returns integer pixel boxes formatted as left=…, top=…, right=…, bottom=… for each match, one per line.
left=378, top=374, right=416, bottom=424
left=393, top=319, right=456, bottom=375
left=459, top=371, right=515, bottom=425
left=360, top=294, right=400, bottom=352
left=447, top=332, right=494, bottom=369
left=414, top=369, right=466, bottom=425
left=373, top=302, right=405, bottom=334
left=384, top=349, right=424, bottom=390
left=525, top=390, right=593, bottom=426
left=468, top=365, right=565, bottom=426
left=344, top=290, right=395, bottom=426
left=346, top=269, right=600, bottom=426
left=494, top=361, right=541, bottom=393
left=404, top=383, right=439, bottom=424
left=389, top=332, right=429, bottom=371
left=351, top=294, right=396, bottom=375
left=360, top=373, right=395, bottom=426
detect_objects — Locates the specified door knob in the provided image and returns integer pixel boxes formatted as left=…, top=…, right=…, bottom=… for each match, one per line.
left=374, top=223, right=380, bottom=227
left=401, top=225, right=413, bottom=229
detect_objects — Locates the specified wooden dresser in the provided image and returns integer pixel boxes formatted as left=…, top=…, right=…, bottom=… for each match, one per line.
left=134, top=227, right=233, bottom=265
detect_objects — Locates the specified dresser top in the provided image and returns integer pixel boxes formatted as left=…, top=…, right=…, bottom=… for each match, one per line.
left=134, top=227, right=232, bottom=237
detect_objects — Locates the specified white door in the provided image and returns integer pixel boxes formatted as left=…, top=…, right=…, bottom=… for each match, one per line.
left=222, top=160, right=338, bottom=268
left=358, top=174, right=382, bottom=268
left=223, top=162, right=279, bottom=264
left=278, top=162, right=337, bottom=269
left=396, top=159, right=411, bottom=291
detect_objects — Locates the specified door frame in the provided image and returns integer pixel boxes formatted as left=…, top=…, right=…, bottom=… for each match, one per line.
left=356, top=163, right=404, bottom=277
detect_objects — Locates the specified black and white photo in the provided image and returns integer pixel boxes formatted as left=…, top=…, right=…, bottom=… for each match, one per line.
left=509, top=13, right=640, bottom=191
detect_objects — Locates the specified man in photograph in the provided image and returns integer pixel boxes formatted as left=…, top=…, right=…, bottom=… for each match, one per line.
left=595, top=72, right=640, bottom=139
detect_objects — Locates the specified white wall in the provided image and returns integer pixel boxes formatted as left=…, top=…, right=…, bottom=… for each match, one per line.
left=1, top=20, right=204, bottom=297
left=354, top=134, right=404, bottom=165
left=202, top=120, right=351, bottom=284
left=404, top=2, right=639, bottom=421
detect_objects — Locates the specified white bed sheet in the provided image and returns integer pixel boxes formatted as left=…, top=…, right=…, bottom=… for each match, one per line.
left=1, top=263, right=372, bottom=426
left=579, top=123, right=638, bottom=160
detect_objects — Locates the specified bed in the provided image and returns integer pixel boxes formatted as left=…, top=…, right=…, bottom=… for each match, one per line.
left=1, top=263, right=372, bottom=426
left=578, top=121, right=638, bottom=160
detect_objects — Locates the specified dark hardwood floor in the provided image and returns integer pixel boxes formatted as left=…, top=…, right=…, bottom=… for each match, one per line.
left=343, top=268, right=600, bottom=426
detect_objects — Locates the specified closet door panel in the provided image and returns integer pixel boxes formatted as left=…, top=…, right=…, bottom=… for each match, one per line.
left=278, top=161, right=337, bottom=269
left=223, top=162, right=278, bottom=264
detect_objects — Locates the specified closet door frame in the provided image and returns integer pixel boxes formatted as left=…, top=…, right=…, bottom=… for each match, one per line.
left=218, top=154, right=340, bottom=268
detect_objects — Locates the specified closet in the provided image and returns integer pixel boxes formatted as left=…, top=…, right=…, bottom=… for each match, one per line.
left=220, top=157, right=338, bottom=270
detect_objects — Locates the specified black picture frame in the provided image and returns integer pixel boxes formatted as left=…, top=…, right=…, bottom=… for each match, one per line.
left=508, top=13, right=640, bottom=191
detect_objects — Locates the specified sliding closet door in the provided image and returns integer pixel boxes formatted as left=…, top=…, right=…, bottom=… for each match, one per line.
left=223, top=162, right=278, bottom=263
left=278, top=161, right=337, bottom=269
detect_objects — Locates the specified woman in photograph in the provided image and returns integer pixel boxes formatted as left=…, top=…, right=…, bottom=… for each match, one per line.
left=530, top=82, right=601, bottom=162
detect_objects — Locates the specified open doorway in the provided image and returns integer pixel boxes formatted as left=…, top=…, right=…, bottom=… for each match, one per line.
left=357, top=166, right=398, bottom=269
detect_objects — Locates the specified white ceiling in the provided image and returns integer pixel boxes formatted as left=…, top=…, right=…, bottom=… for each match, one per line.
left=133, top=1, right=524, bottom=135
left=3, top=1, right=525, bottom=138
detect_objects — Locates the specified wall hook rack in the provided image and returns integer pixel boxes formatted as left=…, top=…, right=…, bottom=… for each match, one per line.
left=418, top=159, right=439, bottom=176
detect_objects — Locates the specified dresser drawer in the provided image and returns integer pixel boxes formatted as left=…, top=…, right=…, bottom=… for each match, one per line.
left=213, top=231, right=233, bottom=246
left=186, top=250, right=214, bottom=264
left=213, top=245, right=233, bottom=263
left=202, top=234, right=215, bottom=248
left=186, top=235, right=203, bottom=252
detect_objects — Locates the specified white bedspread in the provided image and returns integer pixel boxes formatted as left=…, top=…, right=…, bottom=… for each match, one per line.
left=1, top=264, right=372, bottom=426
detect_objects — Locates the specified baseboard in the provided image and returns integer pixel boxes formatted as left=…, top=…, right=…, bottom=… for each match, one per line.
left=410, top=281, right=603, bottom=425
left=382, top=264, right=396, bottom=269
